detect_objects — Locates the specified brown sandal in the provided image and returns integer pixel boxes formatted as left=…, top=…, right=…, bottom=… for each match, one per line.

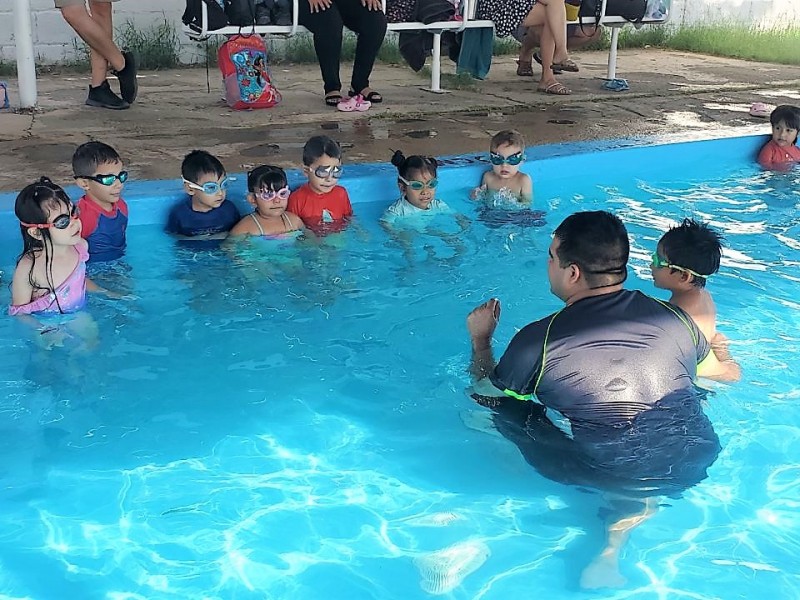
left=516, top=59, right=534, bottom=77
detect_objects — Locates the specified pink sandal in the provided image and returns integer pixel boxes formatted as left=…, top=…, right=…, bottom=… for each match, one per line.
left=337, top=94, right=371, bottom=112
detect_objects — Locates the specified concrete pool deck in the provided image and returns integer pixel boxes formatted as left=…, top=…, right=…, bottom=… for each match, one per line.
left=1, top=48, right=799, bottom=192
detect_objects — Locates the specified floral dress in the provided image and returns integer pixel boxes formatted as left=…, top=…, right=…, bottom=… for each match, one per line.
left=476, top=0, right=536, bottom=38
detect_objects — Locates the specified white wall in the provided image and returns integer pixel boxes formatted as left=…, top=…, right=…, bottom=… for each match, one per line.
left=0, top=0, right=798, bottom=65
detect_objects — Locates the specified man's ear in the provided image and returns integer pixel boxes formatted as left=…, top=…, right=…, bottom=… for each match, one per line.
left=568, top=262, right=582, bottom=284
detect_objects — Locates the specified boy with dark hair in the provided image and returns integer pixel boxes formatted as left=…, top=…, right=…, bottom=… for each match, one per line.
left=73, top=141, right=129, bottom=262
left=167, top=150, right=240, bottom=238
left=287, top=135, right=353, bottom=233
left=651, top=218, right=723, bottom=344
left=757, top=104, right=800, bottom=170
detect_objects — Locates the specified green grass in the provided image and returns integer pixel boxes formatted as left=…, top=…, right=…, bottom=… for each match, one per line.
left=607, top=23, right=800, bottom=65
left=117, top=19, right=181, bottom=70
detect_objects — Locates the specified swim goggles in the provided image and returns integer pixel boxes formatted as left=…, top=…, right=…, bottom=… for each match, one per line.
left=76, top=171, right=129, bottom=186
left=311, top=165, right=343, bottom=179
left=21, top=204, right=80, bottom=230
left=489, top=151, right=525, bottom=166
left=182, top=176, right=235, bottom=195
left=256, top=186, right=290, bottom=201
left=651, top=251, right=708, bottom=279
left=399, top=176, right=438, bottom=191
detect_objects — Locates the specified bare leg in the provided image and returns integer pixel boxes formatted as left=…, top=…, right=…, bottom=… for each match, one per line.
left=538, top=20, right=558, bottom=88
left=522, top=0, right=569, bottom=65
left=61, top=1, right=125, bottom=87
left=518, top=26, right=542, bottom=64
left=580, top=497, right=659, bottom=590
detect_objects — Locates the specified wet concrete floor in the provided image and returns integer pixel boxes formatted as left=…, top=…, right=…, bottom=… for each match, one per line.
left=1, top=48, right=799, bottom=192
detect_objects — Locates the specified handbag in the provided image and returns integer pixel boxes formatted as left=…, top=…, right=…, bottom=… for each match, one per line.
left=580, top=0, right=647, bottom=23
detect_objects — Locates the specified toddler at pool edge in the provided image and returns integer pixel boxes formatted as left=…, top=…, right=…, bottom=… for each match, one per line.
left=287, top=135, right=353, bottom=235
left=229, top=165, right=304, bottom=238
left=471, top=129, right=533, bottom=204
left=651, top=218, right=741, bottom=381
left=166, top=150, right=241, bottom=239
left=72, top=141, right=130, bottom=263
left=757, top=104, right=800, bottom=170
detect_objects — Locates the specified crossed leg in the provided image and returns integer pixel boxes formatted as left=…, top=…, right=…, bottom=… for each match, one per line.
left=60, top=1, right=124, bottom=87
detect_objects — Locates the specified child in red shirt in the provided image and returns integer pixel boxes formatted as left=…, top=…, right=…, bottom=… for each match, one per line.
left=287, top=135, right=353, bottom=234
left=758, top=105, right=800, bottom=170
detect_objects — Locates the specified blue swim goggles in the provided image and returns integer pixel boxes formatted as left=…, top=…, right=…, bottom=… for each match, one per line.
left=182, top=176, right=235, bottom=195
left=489, top=151, right=525, bottom=166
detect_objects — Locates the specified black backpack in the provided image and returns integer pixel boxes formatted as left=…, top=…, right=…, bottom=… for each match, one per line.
left=182, top=0, right=229, bottom=34
left=225, top=0, right=257, bottom=26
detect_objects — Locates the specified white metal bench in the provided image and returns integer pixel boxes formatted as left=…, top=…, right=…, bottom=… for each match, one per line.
left=182, top=0, right=670, bottom=93
left=183, top=0, right=494, bottom=93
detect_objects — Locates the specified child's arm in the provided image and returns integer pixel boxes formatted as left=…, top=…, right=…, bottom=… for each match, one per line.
left=229, top=215, right=257, bottom=237
left=10, top=258, right=35, bottom=307
left=519, top=173, right=533, bottom=204
left=757, top=141, right=776, bottom=169
left=470, top=172, right=489, bottom=199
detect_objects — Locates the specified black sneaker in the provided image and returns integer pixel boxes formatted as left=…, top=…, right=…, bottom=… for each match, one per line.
left=85, top=81, right=130, bottom=110
left=113, top=51, right=138, bottom=104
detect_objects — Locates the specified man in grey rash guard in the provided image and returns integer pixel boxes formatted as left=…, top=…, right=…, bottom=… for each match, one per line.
left=466, top=210, right=740, bottom=589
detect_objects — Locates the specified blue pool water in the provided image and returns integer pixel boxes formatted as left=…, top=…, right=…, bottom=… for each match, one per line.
left=0, top=134, right=798, bottom=599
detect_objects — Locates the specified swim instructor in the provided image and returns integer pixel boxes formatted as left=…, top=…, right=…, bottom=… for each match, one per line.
left=466, top=210, right=740, bottom=588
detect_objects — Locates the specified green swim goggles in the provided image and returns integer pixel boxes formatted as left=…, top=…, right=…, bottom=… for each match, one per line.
left=651, top=251, right=708, bottom=279
left=399, top=176, right=438, bottom=191
left=489, top=151, right=525, bottom=166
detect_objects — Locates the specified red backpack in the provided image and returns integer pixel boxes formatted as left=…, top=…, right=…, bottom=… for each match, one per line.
left=218, top=34, right=282, bottom=110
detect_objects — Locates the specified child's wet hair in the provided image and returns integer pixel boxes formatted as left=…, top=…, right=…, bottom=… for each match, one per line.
left=390, top=150, right=438, bottom=181
left=303, top=135, right=342, bottom=166
left=72, top=141, right=122, bottom=177
left=770, top=105, right=800, bottom=138
left=659, top=218, right=723, bottom=288
left=14, top=177, right=74, bottom=308
left=490, top=130, right=526, bottom=151
left=181, top=150, right=226, bottom=183
left=248, top=165, right=287, bottom=193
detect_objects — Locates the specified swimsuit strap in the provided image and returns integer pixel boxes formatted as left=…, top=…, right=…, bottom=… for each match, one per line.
left=533, top=308, right=565, bottom=396
left=280, top=211, right=292, bottom=232
left=249, top=212, right=265, bottom=236
left=651, top=296, right=699, bottom=346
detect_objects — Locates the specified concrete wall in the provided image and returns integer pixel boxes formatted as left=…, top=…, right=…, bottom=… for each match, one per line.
left=1, top=0, right=798, bottom=65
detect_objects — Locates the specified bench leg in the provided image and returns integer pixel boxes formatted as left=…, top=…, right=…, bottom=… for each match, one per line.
left=423, top=31, right=447, bottom=94
left=607, top=26, right=621, bottom=80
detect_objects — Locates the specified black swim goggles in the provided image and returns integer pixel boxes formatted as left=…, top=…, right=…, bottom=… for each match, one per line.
left=489, top=151, right=525, bottom=166
left=21, top=204, right=80, bottom=230
left=76, top=171, right=129, bottom=186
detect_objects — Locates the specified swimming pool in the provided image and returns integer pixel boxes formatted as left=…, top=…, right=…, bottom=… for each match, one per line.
left=0, top=133, right=798, bottom=599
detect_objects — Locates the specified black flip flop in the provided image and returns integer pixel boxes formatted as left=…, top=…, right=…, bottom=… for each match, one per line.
left=350, top=89, right=383, bottom=104
left=325, top=92, right=342, bottom=107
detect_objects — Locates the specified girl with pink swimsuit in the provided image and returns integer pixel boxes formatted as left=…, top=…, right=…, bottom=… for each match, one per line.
left=9, top=178, right=95, bottom=316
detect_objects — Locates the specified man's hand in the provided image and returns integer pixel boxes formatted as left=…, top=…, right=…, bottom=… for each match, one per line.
left=467, top=298, right=501, bottom=349
left=309, top=0, right=331, bottom=13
